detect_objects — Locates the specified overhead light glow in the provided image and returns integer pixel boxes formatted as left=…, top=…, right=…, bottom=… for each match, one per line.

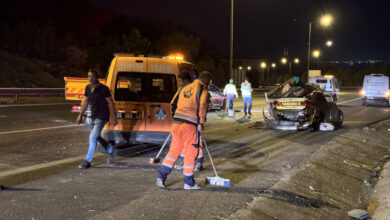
left=260, top=62, right=267, bottom=68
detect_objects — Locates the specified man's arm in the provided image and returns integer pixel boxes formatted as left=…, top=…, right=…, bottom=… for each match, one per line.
left=76, top=97, right=88, bottom=124
left=106, top=97, right=117, bottom=126
left=198, top=87, right=210, bottom=128
left=234, top=86, right=239, bottom=98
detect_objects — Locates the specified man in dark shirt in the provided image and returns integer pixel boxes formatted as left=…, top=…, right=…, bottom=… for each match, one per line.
left=76, top=68, right=118, bottom=169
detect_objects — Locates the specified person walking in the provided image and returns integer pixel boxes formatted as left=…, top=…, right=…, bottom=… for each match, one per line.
left=157, top=71, right=211, bottom=190
left=77, top=68, right=118, bottom=169
left=223, top=79, right=238, bottom=110
left=241, top=77, right=253, bottom=116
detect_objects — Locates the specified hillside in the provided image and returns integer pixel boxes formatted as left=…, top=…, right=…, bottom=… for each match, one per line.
left=0, top=50, right=65, bottom=88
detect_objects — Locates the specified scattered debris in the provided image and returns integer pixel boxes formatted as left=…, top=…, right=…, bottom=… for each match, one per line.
left=363, top=179, right=371, bottom=187
left=371, top=170, right=378, bottom=178
left=309, top=186, right=316, bottom=191
left=358, top=153, right=367, bottom=157
left=388, top=128, right=390, bottom=131
left=347, top=209, right=370, bottom=220
left=363, top=127, right=369, bottom=131
left=371, top=128, right=376, bottom=131
left=74, top=196, right=78, bottom=199
left=363, top=139, right=367, bottom=143
left=344, top=160, right=361, bottom=168
left=384, top=155, right=390, bottom=160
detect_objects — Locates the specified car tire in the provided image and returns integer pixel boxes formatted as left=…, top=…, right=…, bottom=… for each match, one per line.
left=334, top=110, right=344, bottom=128
left=362, top=100, right=367, bottom=106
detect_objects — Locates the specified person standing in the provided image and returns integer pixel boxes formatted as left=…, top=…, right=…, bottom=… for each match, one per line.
left=77, top=68, right=118, bottom=169
left=241, top=77, right=253, bottom=116
left=157, top=71, right=211, bottom=190
left=223, top=79, right=238, bottom=110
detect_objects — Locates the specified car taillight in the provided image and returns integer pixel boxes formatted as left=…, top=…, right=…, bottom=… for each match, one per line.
left=300, top=100, right=312, bottom=107
left=274, top=101, right=280, bottom=107
left=72, top=105, right=81, bottom=112
left=360, top=89, right=366, bottom=96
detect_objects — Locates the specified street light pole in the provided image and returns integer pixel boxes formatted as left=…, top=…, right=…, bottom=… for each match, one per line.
left=229, top=0, right=234, bottom=79
left=307, top=21, right=312, bottom=80
left=289, top=61, right=292, bottom=75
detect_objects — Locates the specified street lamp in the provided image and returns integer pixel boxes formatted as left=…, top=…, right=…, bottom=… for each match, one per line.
left=281, top=58, right=287, bottom=64
left=313, top=50, right=320, bottom=69
left=260, top=62, right=268, bottom=85
left=294, top=58, right=300, bottom=64
left=326, top=40, right=333, bottom=47
left=307, top=14, right=334, bottom=80
left=247, top=66, right=252, bottom=70
left=271, top=63, right=276, bottom=68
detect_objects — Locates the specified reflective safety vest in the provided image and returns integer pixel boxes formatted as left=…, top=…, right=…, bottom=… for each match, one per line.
left=172, top=79, right=210, bottom=125
left=241, top=81, right=252, bottom=97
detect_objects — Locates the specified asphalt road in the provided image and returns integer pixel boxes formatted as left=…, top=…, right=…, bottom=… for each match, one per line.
left=0, top=91, right=390, bottom=219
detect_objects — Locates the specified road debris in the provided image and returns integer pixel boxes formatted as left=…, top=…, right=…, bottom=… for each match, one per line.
left=343, top=160, right=361, bottom=168
left=363, top=179, right=371, bottom=187
left=347, top=209, right=370, bottom=220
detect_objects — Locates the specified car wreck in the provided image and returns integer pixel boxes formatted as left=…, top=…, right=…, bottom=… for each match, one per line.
left=263, top=78, right=344, bottom=131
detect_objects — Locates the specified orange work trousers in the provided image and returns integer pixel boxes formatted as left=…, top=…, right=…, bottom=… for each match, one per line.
left=162, top=123, right=200, bottom=177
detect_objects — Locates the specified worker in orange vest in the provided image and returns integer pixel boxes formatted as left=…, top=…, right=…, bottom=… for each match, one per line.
left=157, top=71, right=211, bottom=190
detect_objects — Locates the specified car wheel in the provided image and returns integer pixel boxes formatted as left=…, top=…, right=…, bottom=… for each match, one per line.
left=310, top=109, right=321, bottom=131
left=334, top=110, right=344, bottom=128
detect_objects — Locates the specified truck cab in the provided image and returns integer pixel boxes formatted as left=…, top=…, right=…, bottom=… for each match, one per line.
left=65, top=54, right=198, bottom=147
left=308, top=75, right=340, bottom=102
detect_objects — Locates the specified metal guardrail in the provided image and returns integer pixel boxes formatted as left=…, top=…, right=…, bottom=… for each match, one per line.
left=0, top=88, right=64, bottom=104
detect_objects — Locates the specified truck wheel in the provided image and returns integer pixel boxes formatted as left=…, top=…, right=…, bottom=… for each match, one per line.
left=334, top=110, right=344, bottom=128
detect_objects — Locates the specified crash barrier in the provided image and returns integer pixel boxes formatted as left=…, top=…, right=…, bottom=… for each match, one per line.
left=0, top=88, right=64, bottom=104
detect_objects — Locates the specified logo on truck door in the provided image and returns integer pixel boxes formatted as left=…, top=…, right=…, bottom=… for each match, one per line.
left=155, top=109, right=167, bottom=120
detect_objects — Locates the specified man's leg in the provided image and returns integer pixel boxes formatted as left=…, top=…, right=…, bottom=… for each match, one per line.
left=157, top=124, right=183, bottom=188
left=248, top=97, right=253, bottom=115
left=243, top=97, right=248, bottom=115
left=85, top=119, right=106, bottom=162
left=227, top=94, right=234, bottom=109
left=182, top=124, right=201, bottom=189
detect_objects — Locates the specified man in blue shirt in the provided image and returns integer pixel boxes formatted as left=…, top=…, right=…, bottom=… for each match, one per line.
left=76, top=68, right=118, bottom=169
left=241, top=77, right=253, bottom=116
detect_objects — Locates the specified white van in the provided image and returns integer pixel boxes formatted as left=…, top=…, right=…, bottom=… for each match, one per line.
left=308, top=75, right=340, bottom=102
left=361, top=74, right=390, bottom=106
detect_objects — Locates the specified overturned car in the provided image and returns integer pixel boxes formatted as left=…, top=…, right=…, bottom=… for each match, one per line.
left=264, top=78, right=344, bottom=131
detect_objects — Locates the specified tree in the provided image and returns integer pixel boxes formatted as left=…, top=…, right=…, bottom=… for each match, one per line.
left=154, top=31, right=200, bottom=61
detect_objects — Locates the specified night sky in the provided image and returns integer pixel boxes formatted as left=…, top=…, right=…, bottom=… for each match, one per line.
left=3, top=0, right=390, bottom=61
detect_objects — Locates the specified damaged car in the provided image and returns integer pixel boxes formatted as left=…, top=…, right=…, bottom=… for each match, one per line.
left=264, top=77, right=344, bottom=131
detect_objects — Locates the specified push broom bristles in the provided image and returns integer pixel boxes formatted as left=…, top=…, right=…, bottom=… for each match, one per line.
left=201, top=133, right=231, bottom=187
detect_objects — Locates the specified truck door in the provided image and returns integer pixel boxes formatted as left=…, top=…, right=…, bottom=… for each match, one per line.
left=144, top=73, right=177, bottom=133
left=113, top=73, right=146, bottom=133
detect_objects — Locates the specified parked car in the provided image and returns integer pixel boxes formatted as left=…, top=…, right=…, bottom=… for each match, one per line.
left=264, top=78, right=344, bottom=131
left=208, top=84, right=226, bottom=110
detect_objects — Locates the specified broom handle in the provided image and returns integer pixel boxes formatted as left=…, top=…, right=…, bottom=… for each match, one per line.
left=201, top=133, right=219, bottom=177
left=155, top=132, right=171, bottom=158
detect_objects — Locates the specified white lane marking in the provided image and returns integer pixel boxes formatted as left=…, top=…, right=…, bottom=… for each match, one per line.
left=0, top=124, right=81, bottom=135
left=0, top=103, right=74, bottom=108
left=337, top=97, right=362, bottom=105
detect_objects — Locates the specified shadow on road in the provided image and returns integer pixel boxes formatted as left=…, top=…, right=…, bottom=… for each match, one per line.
left=165, top=186, right=339, bottom=209
left=0, top=186, right=44, bottom=191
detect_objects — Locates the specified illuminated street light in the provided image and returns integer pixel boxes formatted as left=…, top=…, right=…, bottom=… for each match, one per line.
left=313, top=50, right=320, bottom=58
left=260, top=62, right=269, bottom=85
left=239, top=66, right=242, bottom=70
left=260, top=62, right=267, bottom=68
left=247, top=66, right=252, bottom=70
left=307, top=14, right=333, bottom=81
left=326, top=40, right=333, bottom=47
left=320, top=14, right=333, bottom=27
left=271, top=63, right=276, bottom=68
left=281, top=58, right=287, bottom=64
left=294, top=58, right=300, bottom=64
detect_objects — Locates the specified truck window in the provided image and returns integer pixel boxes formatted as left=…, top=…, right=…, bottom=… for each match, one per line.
left=316, top=79, right=328, bottom=84
left=115, top=72, right=177, bottom=102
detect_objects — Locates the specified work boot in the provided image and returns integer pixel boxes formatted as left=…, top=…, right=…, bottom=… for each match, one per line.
left=174, top=160, right=184, bottom=170
left=107, top=148, right=117, bottom=164
left=244, top=112, right=247, bottom=117
left=184, top=183, right=202, bottom=190
left=78, top=160, right=91, bottom=169
left=157, top=178, right=166, bottom=189
left=194, top=162, right=203, bottom=172
left=248, top=112, right=252, bottom=116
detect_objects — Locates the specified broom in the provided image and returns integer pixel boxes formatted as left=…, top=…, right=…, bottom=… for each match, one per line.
left=201, top=133, right=231, bottom=187
left=149, top=132, right=172, bottom=164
